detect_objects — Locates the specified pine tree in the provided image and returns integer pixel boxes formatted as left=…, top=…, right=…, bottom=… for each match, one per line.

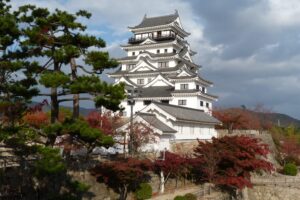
left=16, top=5, right=125, bottom=123
left=0, top=0, right=39, bottom=127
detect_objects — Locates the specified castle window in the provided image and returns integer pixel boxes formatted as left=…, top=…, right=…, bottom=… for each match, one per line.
left=127, top=64, right=135, bottom=70
left=173, top=49, right=176, bottom=53
left=143, top=100, right=151, bottom=105
left=206, top=102, right=210, bottom=108
left=132, top=52, right=135, bottom=56
left=180, top=84, right=189, bottom=90
left=178, top=99, right=187, bottom=105
left=157, top=49, right=160, bottom=54
left=161, top=100, right=169, bottom=104
left=137, top=79, right=144, bottom=85
left=164, top=49, right=168, bottom=53
left=200, top=101, right=204, bottom=106
left=158, top=62, right=168, bottom=68
left=202, top=87, right=206, bottom=93
left=196, top=85, right=199, bottom=90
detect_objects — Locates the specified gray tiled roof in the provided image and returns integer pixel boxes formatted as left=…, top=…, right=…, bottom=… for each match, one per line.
left=138, top=112, right=176, bottom=133
left=153, top=102, right=220, bottom=124
left=130, top=13, right=178, bottom=29
left=117, top=52, right=176, bottom=61
left=136, top=86, right=173, bottom=98
left=108, top=65, right=180, bottom=76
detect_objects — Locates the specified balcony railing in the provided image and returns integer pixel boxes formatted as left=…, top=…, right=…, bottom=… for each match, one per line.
left=128, top=33, right=176, bottom=44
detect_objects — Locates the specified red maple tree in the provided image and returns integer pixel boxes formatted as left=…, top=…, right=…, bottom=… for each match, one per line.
left=86, top=111, right=120, bottom=135
left=90, top=158, right=152, bottom=200
left=127, top=122, right=157, bottom=154
left=154, top=151, right=191, bottom=193
left=280, top=137, right=300, bottom=165
left=193, top=136, right=273, bottom=192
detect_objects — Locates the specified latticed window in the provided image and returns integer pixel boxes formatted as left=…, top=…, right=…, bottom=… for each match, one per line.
left=126, top=64, right=135, bottom=70
left=180, top=84, right=189, bottom=90
left=137, top=79, right=144, bottom=85
left=178, top=99, right=186, bottom=105
left=158, top=62, right=168, bottom=68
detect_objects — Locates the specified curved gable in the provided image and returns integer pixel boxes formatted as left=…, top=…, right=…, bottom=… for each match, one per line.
left=144, top=74, right=174, bottom=87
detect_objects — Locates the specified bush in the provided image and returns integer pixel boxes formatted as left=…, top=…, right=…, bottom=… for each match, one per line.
left=283, top=163, right=298, bottom=176
left=174, top=196, right=186, bottom=200
left=184, top=193, right=197, bottom=200
left=135, top=183, right=152, bottom=200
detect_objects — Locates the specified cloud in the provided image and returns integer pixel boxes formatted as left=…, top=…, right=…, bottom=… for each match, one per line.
left=10, top=0, right=300, bottom=118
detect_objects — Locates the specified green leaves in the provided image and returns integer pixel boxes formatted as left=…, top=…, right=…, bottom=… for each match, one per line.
left=40, top=71, right=70, bottom=88
left=34, top=146, right=66, bottom=177
left=85, top=51, right=118, bottom=72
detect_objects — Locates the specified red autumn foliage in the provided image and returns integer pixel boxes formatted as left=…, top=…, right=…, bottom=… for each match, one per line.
left=280, top=137, right=300, bottom=164
left=192, top=136, right=273, bottom=191
left=154, top=151, right=190, bottom=179
left=23, top=111, right=49, bottom=128
left=90, top=158, right=152, bottom=200
left=213, top=107, right=272, bottom=133
left=86, top=111, right=120, bottom=135
left=128, top=122, right=157, bottom=154
left=213, top=108, right=252, bottom=133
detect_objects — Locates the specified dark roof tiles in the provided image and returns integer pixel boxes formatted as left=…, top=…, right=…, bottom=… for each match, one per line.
left=130, top=13, right=178, bottom=29
left=137, top=112, right=176, bottom=133
left=153, top=102, right=220, bottom=124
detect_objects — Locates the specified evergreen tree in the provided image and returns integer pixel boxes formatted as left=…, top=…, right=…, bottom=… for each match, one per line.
left=0, top=0, right=39, bottom=127
left=16, top=5, right=125, bottom=122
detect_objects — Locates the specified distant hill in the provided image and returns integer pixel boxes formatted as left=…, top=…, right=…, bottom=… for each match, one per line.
left=263, top=112, right=300, bottom=128
left=29, top=101, right=96, bottom=116
left=214, top=106, right=300, bottom=128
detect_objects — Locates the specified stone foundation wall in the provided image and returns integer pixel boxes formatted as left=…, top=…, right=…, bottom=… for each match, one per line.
left=246, top=185, right=300, bottom=200
left=69, top=170, right=196, bottom=199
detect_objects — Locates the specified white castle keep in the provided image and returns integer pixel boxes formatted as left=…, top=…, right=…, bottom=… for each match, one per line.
left=109, top=11, right=220, bottom=151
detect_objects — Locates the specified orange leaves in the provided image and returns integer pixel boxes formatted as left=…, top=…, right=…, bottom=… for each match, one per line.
left=23, top=111, right=49, bottom=128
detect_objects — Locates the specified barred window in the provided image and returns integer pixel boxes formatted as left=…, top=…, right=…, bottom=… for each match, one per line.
left=180, top=84, right=189, bottom=90
left=178, top=100, right=187, bottom=105
left=158, top=62, right=169, bottom=68
left=137, top=79, right=144, bottom=85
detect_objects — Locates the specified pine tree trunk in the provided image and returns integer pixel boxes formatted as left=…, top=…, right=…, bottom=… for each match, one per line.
left=51, top=62, right=59, bottom=123
left=70, top=58, right=79, bottom=119
left=51, top=87, right=58, bottom=123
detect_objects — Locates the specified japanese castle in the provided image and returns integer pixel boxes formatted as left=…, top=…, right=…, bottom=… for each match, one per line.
left=109, top=11, right=220, bottom=151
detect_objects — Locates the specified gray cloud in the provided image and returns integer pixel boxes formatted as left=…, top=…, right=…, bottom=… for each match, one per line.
left=11, top=0, right=300, bottom=118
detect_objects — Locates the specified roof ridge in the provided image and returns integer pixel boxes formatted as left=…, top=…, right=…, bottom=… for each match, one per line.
left=144, top=13, right=177, bottom=20
left=153, top=102, right=204, bottom=112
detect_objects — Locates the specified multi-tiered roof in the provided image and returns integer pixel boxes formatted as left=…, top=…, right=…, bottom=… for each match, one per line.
left=109, top=11, right=217, bottom=115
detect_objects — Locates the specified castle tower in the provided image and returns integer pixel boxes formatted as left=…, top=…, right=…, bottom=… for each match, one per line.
left=109, top=11, right=217, bottom=116
left=111, top=12, right=220, bottom=151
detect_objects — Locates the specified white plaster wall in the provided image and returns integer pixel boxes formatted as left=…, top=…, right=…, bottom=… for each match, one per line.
left=120, top=99, right=155, bottom=117
left=174, top=82, right=196, bottom=90
left=173, top=123, right=217, bottom=140
left=170, top=96, right=199, bottom=109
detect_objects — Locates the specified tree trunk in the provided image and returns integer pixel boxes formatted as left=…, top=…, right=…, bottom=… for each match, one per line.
left=51, top=62, right=59, bottom=123
left=160, top=170, right=165, bottom=193
left=70, top=58, right=79, bottom=119
left=50, top=87, right=59, bottom=123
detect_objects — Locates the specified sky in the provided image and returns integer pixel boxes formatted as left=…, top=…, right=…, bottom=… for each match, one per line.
left=10, top=0, right=300, bottom=119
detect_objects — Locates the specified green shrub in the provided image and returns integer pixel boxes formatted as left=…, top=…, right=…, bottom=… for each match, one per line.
left=174, top=196, right=186, bottom=200
left=135, top=183, right=152, bottom=200
left=283, top=163, right=298, bottom=176
left=184, top=193, right=197, bottom=200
